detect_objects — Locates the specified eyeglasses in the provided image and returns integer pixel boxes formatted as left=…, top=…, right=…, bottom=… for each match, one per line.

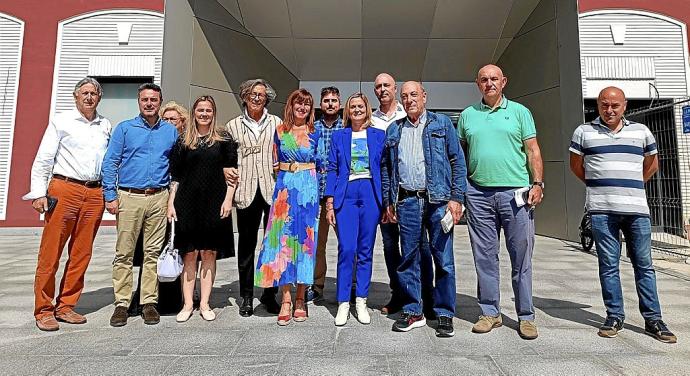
left=250, top=93, right=267, bottom=100
left=162, top=117, right=180, bottom=123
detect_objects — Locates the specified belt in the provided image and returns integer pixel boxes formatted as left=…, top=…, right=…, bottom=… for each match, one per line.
left=52, top=174, right=101, bottom=188
left=119, top=187, right=166, bottom=195
left=278, top=162, right=316, bottom=172
left=398, top=187, right=428, bottom=200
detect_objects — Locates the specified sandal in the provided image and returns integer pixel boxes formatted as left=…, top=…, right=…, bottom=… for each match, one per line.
left=293, top=298, right=307, bottom=322
left=277, top=301, right=292, bottom=326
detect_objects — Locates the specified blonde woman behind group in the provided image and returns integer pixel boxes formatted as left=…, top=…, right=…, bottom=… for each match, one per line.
left=167, top=95, right=239, bottom=322
left=160, top=101, right=190, bottom=134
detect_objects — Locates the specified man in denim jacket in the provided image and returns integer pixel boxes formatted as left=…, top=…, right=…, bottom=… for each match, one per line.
left=381, top=81, right=467, bottom=338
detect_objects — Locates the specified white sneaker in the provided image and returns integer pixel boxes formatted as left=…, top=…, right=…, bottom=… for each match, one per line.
left=334, top=302, right=350, bottom=326
left=355, top=297, right=370, bottom=325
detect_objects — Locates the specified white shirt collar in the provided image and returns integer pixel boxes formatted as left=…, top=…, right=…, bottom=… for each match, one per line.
left=243, top=107, right=268, bottom=126
left=373, top=102, right=405, bottom=122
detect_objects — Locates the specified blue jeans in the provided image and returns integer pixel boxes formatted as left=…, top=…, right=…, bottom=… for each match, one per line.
left=334, top=179, right=381, bottom=302
left=465, top=183, right=535, bottom=321
left=380, top=222, right=401, bottom=298
left=590, top=214, right=662, bottom=321
left=397, top=196, right=455, bottom=317
left=381, top=222, right=434, bottom=306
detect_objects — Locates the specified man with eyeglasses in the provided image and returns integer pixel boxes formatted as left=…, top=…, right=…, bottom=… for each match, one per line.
left=303, top=86, right=344, bottom=303
left=225, top=79, right=282, bottom=317
left=24, top=77, right=112, bottom=331
left=381, top=81, right=466, bottom=337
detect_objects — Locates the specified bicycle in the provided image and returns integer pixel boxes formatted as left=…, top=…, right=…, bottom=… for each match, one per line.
left=579, top=209, right=594, bottom=253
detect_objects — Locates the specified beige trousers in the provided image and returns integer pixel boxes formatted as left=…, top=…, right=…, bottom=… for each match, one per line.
left=112, top=189, right=168, bottom=307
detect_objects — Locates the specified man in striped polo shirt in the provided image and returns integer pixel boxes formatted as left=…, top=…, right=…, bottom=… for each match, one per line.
left=570, top=86, right=676, bottom=343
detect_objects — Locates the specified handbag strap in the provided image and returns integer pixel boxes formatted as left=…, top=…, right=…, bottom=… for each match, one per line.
left=168, top=220, right=176, bottom=248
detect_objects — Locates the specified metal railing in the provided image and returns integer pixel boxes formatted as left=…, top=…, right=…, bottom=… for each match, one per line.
left=626, top=98, right=690, bottom=257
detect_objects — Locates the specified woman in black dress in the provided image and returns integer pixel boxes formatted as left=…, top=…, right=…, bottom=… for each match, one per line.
left=167, top=95, right=237, bottom=322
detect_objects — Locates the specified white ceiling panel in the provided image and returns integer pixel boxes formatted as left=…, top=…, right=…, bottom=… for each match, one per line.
left=500, top=0, right=542, bottom=38
left=257, top=37, right=299, bottom=76
left=293, top=38, right=362, bottom=81
left=198, top=0, right=543, bottom=82
left=238, top=0, right=292, bottom=37
left=430, top=0, right=513, bottom=38
left=422, top=39, right=497, bottom=81
left=217, top=0, right=244, bottom=25
left=362, top=39, right=428, bottom=81
left=288, top=0, right=362, bottom=38
left=362, top=0, right=437, bottom=39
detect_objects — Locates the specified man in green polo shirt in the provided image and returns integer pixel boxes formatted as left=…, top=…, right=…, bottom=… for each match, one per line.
left=458, top=64, right=544, bottom=340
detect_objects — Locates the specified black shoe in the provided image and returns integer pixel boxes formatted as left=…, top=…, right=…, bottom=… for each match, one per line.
left=436, top=316, right=455, bottom=338
left=127, top=303, right=141, bottom=317
left=598, top=316, right=624, bottom=338
left=141, top=303, right=160, bottom=325
left=110, top=306, right=128, bottom=327
left=423, top=309, right=437, bottom=321
left=305, top=287, right=322, bottom=304
left=645, top=319, right=677, bottom=344
left=260, top=293, right=280, bottom=314
left=381, top=298, right=402, bottom=315
left=392, top=313, right=426, bottom=332
left=239, top=297, right=254, bottom=317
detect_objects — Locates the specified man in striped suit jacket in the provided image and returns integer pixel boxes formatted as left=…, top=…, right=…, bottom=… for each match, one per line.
left=225, top=79, right=281, bottom=317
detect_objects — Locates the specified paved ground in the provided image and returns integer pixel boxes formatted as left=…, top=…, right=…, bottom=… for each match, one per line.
left=0, top=225, right=688, bottom=376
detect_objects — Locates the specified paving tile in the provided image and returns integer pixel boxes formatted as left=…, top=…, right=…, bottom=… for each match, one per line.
left=0, top=226, right=687, bottom=373
left=492, top=354, right=618, bottom=376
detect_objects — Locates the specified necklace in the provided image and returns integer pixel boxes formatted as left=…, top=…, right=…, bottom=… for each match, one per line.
left=198, top=132, right=210, bottom=147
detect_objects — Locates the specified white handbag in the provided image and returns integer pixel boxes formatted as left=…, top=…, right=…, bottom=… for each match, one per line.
left=157, top=220, right=183, bottom=282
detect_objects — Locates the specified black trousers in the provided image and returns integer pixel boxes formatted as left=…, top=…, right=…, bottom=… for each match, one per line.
left=237, top=189, right=278, bottom=298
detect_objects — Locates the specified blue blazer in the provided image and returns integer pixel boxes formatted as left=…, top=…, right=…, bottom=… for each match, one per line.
left=324, top=126, right=386, bottom=210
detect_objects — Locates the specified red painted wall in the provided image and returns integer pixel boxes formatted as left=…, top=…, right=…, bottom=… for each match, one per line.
left=579, top=0, right=690, bottom=50
left=0, top=1, right=164, bottom=226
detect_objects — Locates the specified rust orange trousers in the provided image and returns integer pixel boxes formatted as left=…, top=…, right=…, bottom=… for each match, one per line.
left=34, top=179, right=104, bottom=319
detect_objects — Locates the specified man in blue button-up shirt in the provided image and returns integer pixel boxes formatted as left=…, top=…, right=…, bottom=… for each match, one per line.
left=101, top=83, right=178, bottom=327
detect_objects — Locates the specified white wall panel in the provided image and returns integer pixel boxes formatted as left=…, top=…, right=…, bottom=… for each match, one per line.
left=0, top=13, right=24, bottom=220
left=579, top=11, right=689, bottom=98
left=50, top=10, right=164, bottom=117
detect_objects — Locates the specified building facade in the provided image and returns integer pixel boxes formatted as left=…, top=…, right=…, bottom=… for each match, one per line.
left=579, top=0, right=690, bottom=246
left=0, top=1, right=164, bottom=226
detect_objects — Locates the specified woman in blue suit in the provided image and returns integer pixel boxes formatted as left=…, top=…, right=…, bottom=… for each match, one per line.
left=324, top=93, right=385, bottom=326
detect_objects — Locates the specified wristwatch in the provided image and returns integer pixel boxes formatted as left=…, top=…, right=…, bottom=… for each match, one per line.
left=532, top=181, right=545, bottom=189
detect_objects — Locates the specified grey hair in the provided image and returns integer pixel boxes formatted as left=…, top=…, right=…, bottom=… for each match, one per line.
left=73, top=77, right=102, bottom=96
left=238, top=78, right=276, bottom=107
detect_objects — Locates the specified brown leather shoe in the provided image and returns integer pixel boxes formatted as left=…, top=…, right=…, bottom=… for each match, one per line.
left=110, top=306, right=128, bottom=327
left=472, top=315, right=503, bottom=333
left=519, top=320, right=539, bottom=340
left=36, top=315, right=59, bottom=331
left=142, top=303, right=160, bottom=325
left=55, top=309, right=87, bottom=324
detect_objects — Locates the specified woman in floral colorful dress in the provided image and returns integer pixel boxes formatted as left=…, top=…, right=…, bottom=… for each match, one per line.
left=255, top=89, right=321, bottom=326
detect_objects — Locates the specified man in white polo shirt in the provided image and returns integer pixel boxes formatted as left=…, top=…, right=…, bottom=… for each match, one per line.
left=371, top=73, right=434, bottom=317
left=570, top=86, right=676, bottom=343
